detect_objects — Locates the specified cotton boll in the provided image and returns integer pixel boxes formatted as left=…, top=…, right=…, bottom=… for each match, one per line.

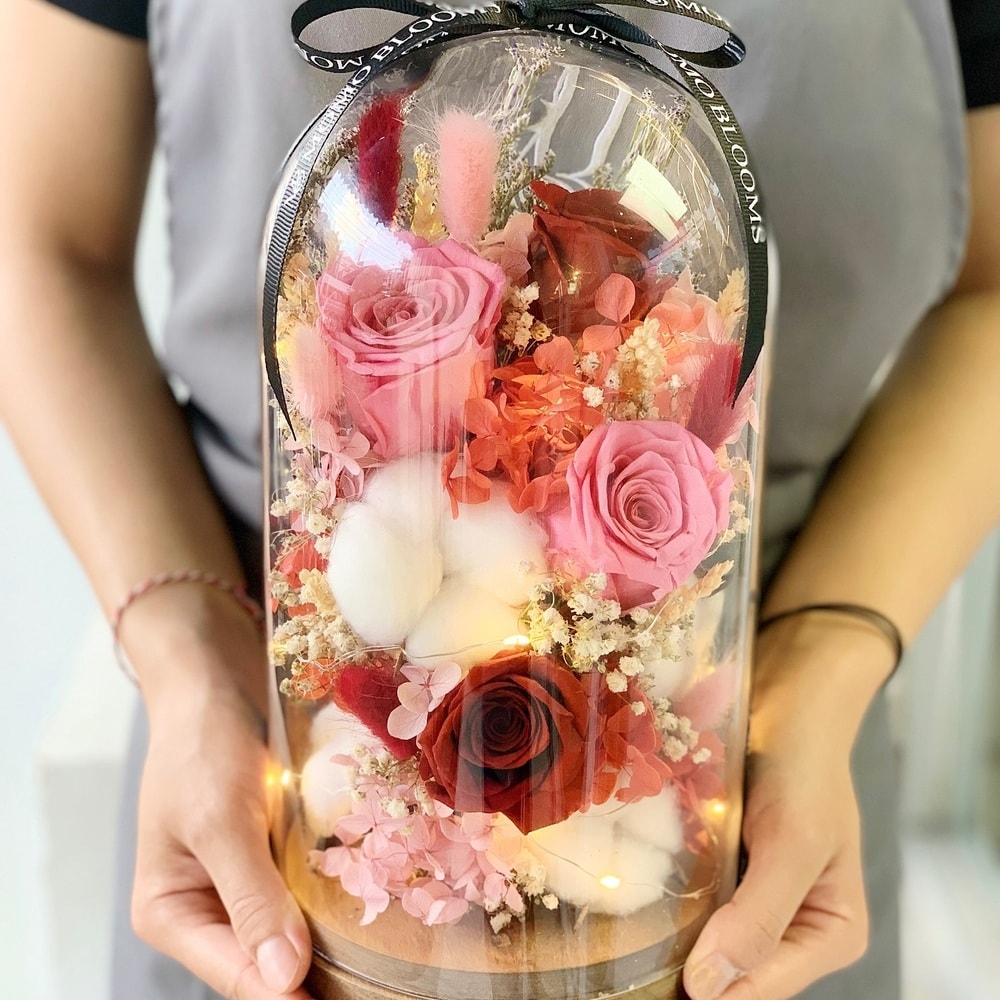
left=528, top=811, right=674, bottom=915
left=645, top=654, right=696, bottom=701
left=605, top=789, right=685, bottom=856
left=362, top=453, right=448, bottom=543
left=327, top=502, right=442, bottom=646
left=309, top=703, right=383, bottom=752
left=404, top=577, right=523, bottom=670
left=300, top=742, right=356, bottom=838
left=439, top=497, right=546, bottom=605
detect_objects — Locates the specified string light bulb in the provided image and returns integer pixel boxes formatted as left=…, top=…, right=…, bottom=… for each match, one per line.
left=503, top=634, right=531, bottom=647
left=599, top=874, right=622, bottom=890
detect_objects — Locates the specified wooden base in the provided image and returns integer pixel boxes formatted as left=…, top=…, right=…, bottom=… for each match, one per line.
left=282, top=819, right=709, bottom=1000
left=306, top=950, right=690, bottom=1000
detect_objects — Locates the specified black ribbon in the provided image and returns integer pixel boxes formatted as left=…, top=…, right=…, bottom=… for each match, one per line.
left=264, top=0, right=768, bottom=426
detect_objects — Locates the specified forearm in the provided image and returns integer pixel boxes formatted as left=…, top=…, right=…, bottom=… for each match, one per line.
left=0, top=251, right=259, bottom=701
left=756, top=288, right=1000, bottom=741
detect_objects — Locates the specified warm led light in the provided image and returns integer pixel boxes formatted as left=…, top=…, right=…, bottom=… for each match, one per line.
left=503, top=634, right=531, bottom=647
left=599, top=874, right=622, bottom=890
left=265, top=764, right=295, bottom=790
left=708, top=799, right=727, bottom=819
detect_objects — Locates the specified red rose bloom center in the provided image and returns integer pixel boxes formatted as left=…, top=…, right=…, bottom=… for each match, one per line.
left=418, top=650, right=592, bottom=833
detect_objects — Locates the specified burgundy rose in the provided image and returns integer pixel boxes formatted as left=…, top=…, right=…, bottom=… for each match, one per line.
left=418, top=650, right=592, bottom=834
left=529, top=181, right=661, bottom=337
left=546, top=420, right=732, bottom=609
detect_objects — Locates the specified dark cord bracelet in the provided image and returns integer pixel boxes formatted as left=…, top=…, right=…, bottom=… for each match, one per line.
left=757, top=602, right=905, bottom=677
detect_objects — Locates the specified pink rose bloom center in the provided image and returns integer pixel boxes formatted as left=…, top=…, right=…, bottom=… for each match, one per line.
left=547, top=420, right=732, bottom=608
left=317, top=239, right=505, bottom=458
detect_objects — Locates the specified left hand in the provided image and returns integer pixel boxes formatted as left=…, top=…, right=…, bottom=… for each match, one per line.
left=682, top=617, right=891, bottom=999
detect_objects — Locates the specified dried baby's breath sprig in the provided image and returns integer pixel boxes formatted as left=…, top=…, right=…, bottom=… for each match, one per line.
left=492, top=146, right=555, bottom=226
left=653, top=699, right=710, bottom=765
left=497, top=282, right=551, bottom=355
left=270, top=457, right=339, bottom=540
left=590, top=162, right=614, bottom=189
left=522, top=572, right=699, bottom=690
left=606, top=317, right=668, bottom=420
left=271, top=568, right=364, bottom=682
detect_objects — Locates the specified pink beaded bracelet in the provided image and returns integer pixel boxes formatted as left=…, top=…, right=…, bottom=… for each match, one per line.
left=110, top=570, right=265, bottom=684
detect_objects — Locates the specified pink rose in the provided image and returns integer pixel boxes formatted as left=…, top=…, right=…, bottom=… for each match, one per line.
left=317, top=240, right=505, bottom=459
left=546, top=421, right=732, bottom=608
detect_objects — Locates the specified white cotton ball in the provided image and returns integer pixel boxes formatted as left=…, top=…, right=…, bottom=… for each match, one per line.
left=528, top=811, right=675, bottom=915
left=300, top=741, right=356, bottom=838
left=327, top=502, right=442, bottom=646
left=362, top=453, right=449, bottom=543
left=600, top=789, right=685, bottom=856
left=404, top=577, right=523, bottom=670
left=645, top=654, right=696, bottom=701
left=309, top=703, right=383, bottom=752
left=439, top=497, right=546, bottom=605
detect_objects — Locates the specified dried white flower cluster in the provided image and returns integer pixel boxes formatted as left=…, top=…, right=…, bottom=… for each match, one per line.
left=497, top=282, right=551, bottom=351
left=654, top=700, right=712, bottom=766
left=522, top=572, right=692, bottom=692
left=269, top=460, right=339, bottom=548
left=488, top=862, right=559, bottom=934
left=271, top=567, right=364, bottom=690
left=606, top=317, right=669, bottom=421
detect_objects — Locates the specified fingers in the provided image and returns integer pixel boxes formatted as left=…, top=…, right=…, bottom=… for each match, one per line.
left=684, top=830, right=867, bottom=1000
left=142, top=898, right=314, bottom=1000
left=134, top=799, right=313, bottom=997
left=201, top=801, right=312, bottom=986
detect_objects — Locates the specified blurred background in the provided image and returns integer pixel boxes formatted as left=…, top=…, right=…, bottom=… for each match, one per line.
left=2, top=134, right=999, bottom=1000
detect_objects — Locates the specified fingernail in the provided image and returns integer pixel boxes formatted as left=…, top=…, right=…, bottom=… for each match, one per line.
left=256, top=935, right=300, bottom=993
left=687, top=953, right=742, bottom=1000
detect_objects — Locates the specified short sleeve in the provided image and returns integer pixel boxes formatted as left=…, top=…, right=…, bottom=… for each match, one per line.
left=951, top=0, right=1000, bottom=108
left=44, top=0, right=149, bottom=40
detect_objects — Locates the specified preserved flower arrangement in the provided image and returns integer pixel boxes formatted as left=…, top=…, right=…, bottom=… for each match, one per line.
left=263, top=7, right=767, bottom=998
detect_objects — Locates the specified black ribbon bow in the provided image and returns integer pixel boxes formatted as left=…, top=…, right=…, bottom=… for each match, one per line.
left=263, top=0, right=768, bottom=424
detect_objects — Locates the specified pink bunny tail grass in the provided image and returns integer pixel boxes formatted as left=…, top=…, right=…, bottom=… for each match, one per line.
left=357, top=92, right=405, bottom=225
left=287, top=322, right=341, bottom=423
left=686, top=343, right=753, bottom=451
left=437, top=109, right=499, bottom=244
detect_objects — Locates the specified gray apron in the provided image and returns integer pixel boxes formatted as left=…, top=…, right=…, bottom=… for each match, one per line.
left=111, top=1, right=968, bottom=996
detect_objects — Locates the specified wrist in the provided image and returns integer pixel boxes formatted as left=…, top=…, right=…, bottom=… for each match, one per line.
left=750, top=610, right=897, bottom=757
left=116, top=581, right=268, bottom=723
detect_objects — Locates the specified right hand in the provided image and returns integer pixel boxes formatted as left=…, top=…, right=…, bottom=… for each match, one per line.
left=126, top=592, right=315, bottom=1000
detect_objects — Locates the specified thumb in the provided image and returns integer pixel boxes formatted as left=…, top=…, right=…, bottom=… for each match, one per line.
left=201, top=805, right=314, bottom=994
left=682, top=838, right=819, bottom=1000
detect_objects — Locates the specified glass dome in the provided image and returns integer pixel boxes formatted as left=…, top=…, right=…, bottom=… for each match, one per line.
left=263, top=29, right=765, bottom=1000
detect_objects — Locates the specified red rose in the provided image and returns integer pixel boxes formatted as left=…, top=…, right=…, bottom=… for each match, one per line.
left=529, top=181, right=661, bottom=337
left=418, top=650, right=592, bottom=834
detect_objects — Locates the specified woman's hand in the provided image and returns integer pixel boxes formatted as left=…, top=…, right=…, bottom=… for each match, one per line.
left=683, top=616, right=894, bottom=1000
left=126, top=591, right=315, bottom=1000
